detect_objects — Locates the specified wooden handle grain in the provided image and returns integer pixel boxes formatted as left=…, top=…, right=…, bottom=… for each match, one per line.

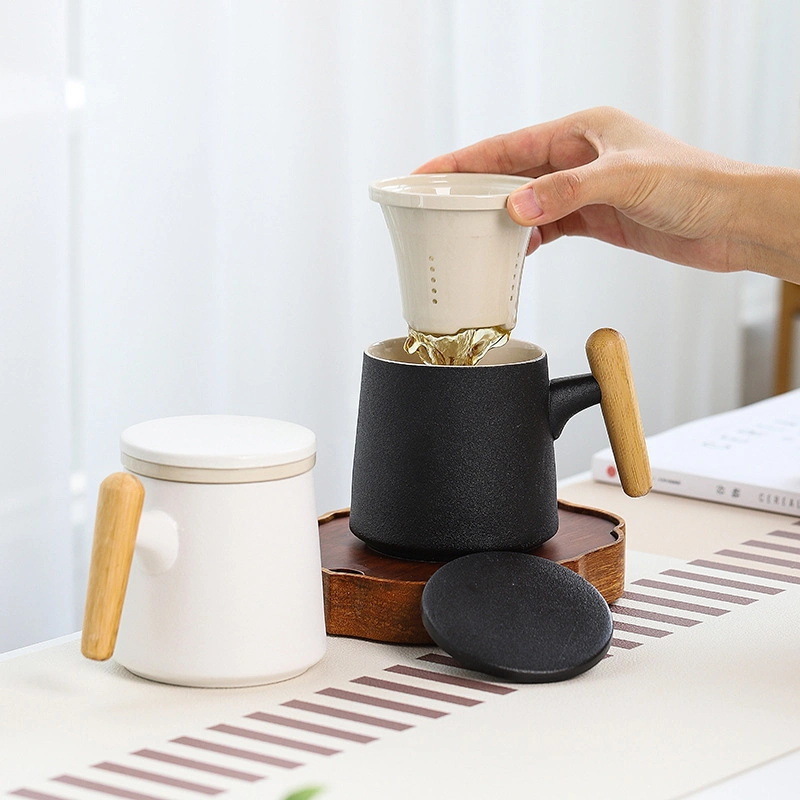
left=586, top=328, right=652, bottom=497
left=81, top=472, right=144, bottom=661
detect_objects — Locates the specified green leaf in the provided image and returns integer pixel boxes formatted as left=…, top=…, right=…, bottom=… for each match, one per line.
left=282, top=787, right=325, bottom=800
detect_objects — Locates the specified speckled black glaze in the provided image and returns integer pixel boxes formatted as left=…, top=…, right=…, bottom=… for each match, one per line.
left=420, top=551, right=613, bottom=682
left=349, top=339, right=601, bottom=560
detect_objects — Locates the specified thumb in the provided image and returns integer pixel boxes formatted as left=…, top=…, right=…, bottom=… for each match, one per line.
left=507, top=160, right=617, bottom=226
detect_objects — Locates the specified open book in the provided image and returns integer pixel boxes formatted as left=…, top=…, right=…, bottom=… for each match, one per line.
left=592, top=388, right=800, bottom=514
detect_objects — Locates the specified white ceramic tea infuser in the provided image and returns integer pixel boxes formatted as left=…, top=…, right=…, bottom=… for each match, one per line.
left=369, top=173, right=533, bottom=335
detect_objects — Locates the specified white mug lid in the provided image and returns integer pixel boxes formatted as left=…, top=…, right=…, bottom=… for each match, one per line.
left=120, top=415, right=316, bottom=484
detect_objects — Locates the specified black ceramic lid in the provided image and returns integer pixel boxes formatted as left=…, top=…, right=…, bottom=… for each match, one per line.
left=421, top=551, right=613, bottom=683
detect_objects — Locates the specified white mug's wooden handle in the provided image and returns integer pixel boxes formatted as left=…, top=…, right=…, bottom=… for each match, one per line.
left=81, top=472, right=144, bottom=661
left=586, top=328, right=652, bottom=497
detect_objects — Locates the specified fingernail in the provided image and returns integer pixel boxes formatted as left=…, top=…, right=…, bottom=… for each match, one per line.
left=509, top=187, right=543, bottom=221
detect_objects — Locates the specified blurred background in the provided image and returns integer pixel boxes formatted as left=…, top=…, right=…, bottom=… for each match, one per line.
left=2, top=0, right=799, bottom=652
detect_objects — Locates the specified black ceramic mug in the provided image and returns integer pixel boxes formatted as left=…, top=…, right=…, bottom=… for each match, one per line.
left=349, top=329, right=650, bottom=561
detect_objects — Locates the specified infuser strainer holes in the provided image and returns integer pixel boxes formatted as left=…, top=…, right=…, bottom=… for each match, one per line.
left=510, top=262, right=520, bottom=302
left=428, top=260, right=439, bottom=304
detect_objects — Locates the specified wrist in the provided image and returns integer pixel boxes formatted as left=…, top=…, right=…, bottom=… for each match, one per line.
left=728, top=165, right=800, bottom=282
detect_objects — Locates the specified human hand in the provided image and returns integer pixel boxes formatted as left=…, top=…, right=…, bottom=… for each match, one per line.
left=415, top=106, right=800, bottom=280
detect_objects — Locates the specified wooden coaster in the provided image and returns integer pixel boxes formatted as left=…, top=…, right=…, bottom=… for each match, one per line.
left=320, top=499, right=625, bottom=644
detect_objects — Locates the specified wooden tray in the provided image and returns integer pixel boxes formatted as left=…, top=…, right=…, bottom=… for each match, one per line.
left=320, top=499, right=625, bottom=644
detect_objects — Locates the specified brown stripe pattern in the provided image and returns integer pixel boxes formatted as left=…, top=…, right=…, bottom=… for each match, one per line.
left=8, top=526, right=799, bottom=799
left=607, top=527, right=798, bottom=652
left=7, top=654, right=513, bottom=799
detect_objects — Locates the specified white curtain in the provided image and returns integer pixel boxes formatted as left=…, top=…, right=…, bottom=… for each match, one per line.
left=2, top=0, right=798, bottom=652
left=0, top=2, right=73, bottom=651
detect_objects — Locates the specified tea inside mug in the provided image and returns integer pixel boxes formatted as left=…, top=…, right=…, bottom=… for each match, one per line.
left=404, top=325, right=510, bottom=366
left=368, top=337, right=545, bottom=367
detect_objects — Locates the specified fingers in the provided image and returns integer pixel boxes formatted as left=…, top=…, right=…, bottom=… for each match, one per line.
left=413, top=108, right=624, bottom=177
left=413, top=136, right=521, bottom=175
left=526, top=226, right=543, bottom=255
left=414, top=119, right=570, bottom=176
left=413, top=107, right=662, bottom=243
left=507, top=154, right=633, bottom=227
left=508, top=170, right=593, bottom=226
left=508, top=185, right=544, bottom=223
left=413, top=152, right=461, bottom=174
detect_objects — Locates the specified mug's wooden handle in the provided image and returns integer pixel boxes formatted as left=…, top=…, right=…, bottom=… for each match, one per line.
left=586, top=328, right=652, bottom=497
left=81, top=472, right=144, bottom=661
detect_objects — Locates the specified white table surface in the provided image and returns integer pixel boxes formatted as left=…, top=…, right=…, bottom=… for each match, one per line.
left=2, top=478, right=800, bottom=799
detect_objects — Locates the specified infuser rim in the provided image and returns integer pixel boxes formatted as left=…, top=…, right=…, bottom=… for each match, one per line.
left=369, top=173, right=531, bottom=211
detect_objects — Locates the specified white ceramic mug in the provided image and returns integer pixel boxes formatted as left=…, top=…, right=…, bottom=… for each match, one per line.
left=81, top=415, right=327, bottom=688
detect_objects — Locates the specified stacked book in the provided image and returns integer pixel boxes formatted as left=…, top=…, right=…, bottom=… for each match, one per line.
left=592, top=388, right=800, bottom=514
